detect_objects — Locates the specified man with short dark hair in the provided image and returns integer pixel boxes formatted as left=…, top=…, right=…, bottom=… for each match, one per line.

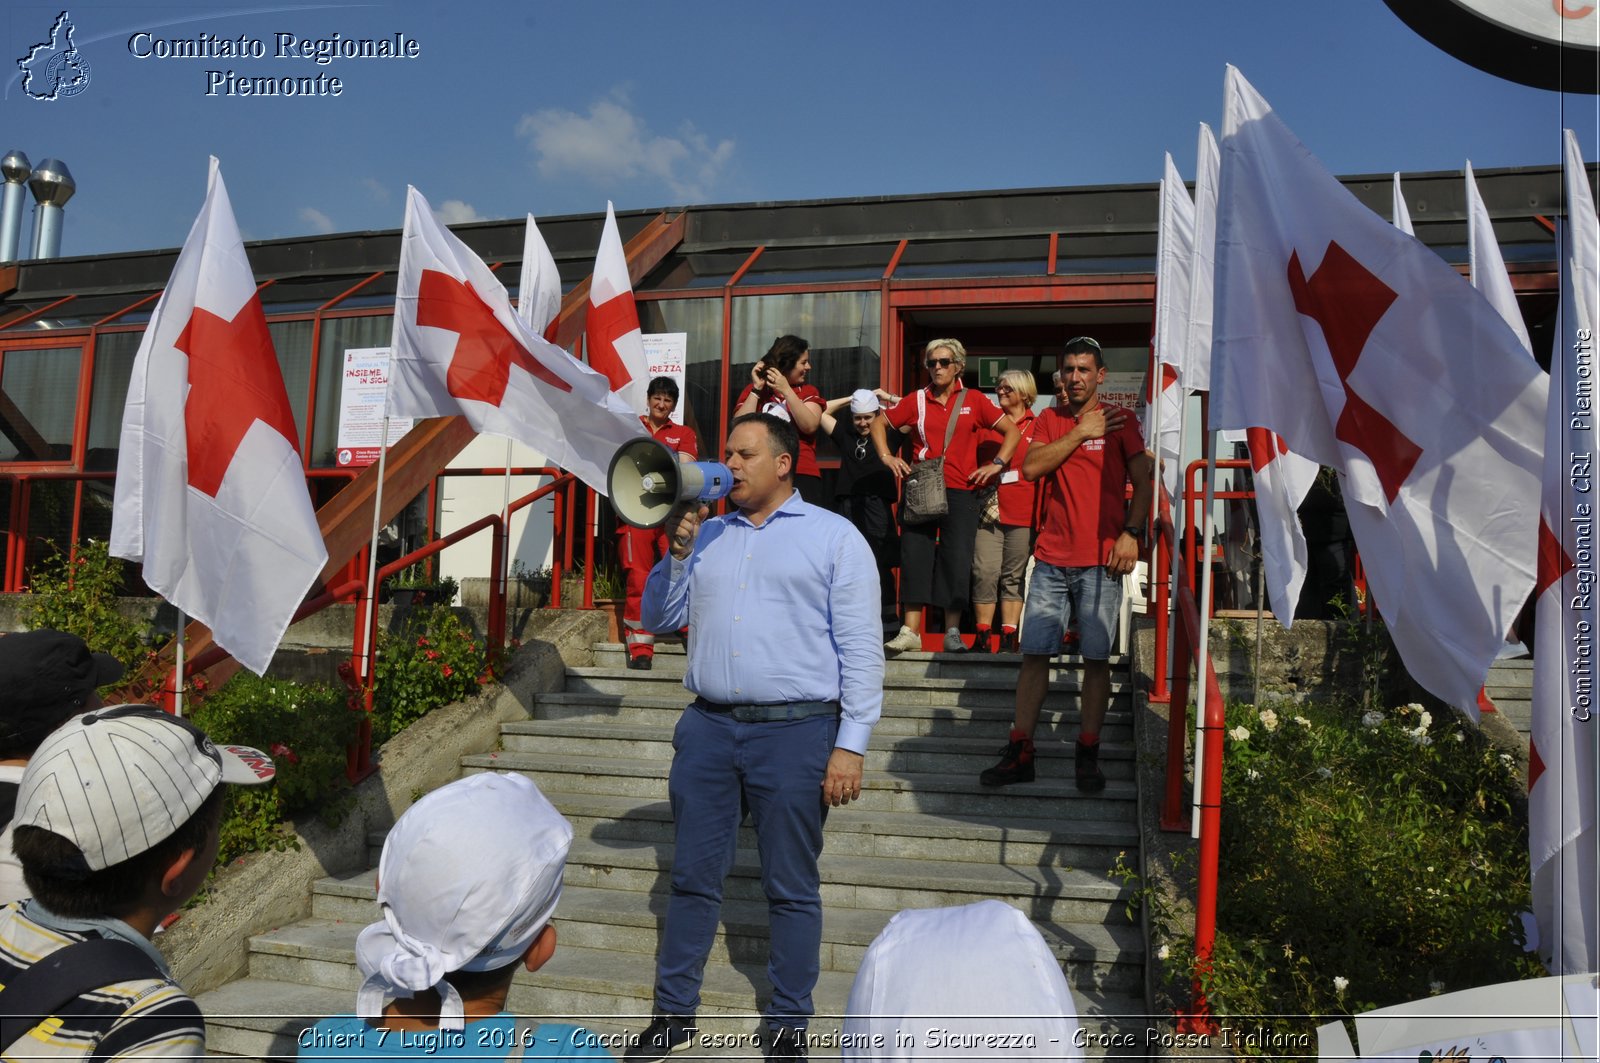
left=980, top=337, right=1152, bottom=792
left=620, top=376, right=698, bottom=670
left=628, top=412, right=884, bottom=1063
left=0, top=629, right=125, bottom=902
left=0, top=705, right=274, bottom=1059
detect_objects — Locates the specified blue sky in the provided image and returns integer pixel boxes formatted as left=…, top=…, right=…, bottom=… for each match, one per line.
left=1, top=0, right=1595, bottom=257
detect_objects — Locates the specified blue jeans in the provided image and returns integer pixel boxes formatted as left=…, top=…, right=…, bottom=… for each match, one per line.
left=1019, top=560, right=1121, bottom=659
left=655, top=706, right=838, bottom=1030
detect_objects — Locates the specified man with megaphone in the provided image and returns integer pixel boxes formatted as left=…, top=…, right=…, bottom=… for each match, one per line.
left=616, top=377, right=700, bottom=670
left=623, top=412, right=885, bottom=1063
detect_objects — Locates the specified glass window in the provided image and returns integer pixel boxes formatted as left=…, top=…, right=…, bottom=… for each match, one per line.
left=730, top=292, right=881, bottom=458
left=22, top=479, right=75, bottom=574
left=638, top=297, right=723, bottom=456
left=734, top=245, right=898, bottom=286
left=893, top=238, right=1047, bottom=279
left=85, top=331, right=142, bottom=471
left=0, top=346, right=81, bottom=462
left=311, top=314, right=392, bottom=467
left=269, top=318, right=314, bottom=446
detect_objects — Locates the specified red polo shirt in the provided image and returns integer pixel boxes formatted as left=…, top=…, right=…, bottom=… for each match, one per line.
left=1032, top=403, right=1145, bottom=567
left=735, top=383, right=824, bottom=477
left=975, top=409, right=1038, bottom=527
left=644, top=416, right=698, bottom=459
left=883, top=384, right=1008, bottom=491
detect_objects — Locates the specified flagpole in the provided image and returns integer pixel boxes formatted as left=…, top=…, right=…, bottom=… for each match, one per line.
left=500, top=438, right=514, bottom=608
left=1192, top=428, right=1220, bottom=838
left=361, top=417, right=390, bottom=681
left=173, top=611, right=186, bottom=718
left=1166, top=393, right=1191, bottom=683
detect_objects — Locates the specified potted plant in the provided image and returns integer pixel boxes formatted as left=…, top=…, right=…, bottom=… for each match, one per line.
left=383, top=563, right=459, bottom=608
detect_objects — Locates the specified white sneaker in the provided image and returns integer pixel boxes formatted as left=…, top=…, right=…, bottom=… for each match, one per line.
left=885, top=626, right=922, bottom=653
left=943, top=628, right=968, bottom=653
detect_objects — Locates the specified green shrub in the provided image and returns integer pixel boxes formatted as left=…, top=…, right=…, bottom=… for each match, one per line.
left=371, top=604, right=487, bottom=743
left=20, top=540, right=149, bottom=673
left=1145, top=698, right=1541, bottom=1053
left=189, top=672, right=360, bottom=865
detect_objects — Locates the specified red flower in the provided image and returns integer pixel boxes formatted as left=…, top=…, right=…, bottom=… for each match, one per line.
left=425, top=649, right=440, bottom=660
left=269, top=742, right=300, bottom=765
left=441, top=665, right=454, bottom=678
left=416, top=636, right=430, bottom=648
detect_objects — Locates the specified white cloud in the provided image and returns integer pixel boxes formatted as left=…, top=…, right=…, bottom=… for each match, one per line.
left=517, top=89, right=734, bottom=202
left=359, top=177, right=390, bottom=202
left=298, top=207, right=334, bottom=234
left=435, top=199, right=482, bottom=224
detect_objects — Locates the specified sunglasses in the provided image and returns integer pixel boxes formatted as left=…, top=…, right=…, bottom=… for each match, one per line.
left=1065, top=335, right=1102, bottom=351
left=995, top=385, right=1015, bottom=394
left=925, top=358, right=956, bottom=369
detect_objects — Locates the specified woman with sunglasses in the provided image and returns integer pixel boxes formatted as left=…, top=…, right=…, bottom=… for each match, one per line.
left=735, top=334, right=827, bottom=505
left=872, top=339, right=1021, bottom=654
left=970, top=369, right=1041, bottom=654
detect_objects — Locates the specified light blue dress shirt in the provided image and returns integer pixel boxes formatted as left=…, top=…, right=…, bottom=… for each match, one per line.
left=641, top=490, right=884, bottom=754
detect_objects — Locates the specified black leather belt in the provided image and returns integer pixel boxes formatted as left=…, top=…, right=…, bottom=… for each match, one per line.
left=692, top=698, right=839, bottom=723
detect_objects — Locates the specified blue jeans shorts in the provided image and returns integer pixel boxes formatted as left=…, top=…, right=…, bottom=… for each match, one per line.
left=1019, top=560, right=1121, bottom=659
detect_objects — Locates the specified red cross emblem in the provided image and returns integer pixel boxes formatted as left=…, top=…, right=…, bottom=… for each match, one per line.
left=1527, top=516, right=1575, bottom=792
left=585, top=290, right=640, bottom=393
left=1246, top=427, right=1289, bottom=473
left=176, top=297, right=301, bottom=499
left=1287, top=242, right=1420, bottom=504
left=416, top=270, right=573, bottom=405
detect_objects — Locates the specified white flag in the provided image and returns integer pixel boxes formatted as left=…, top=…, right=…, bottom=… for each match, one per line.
left=1185, top=123, right=1220, bottom=395
left=387, top=186, right=645, bottom=493
left=1467, top=160, right=1535, bottom=357
left=517, top=213, right=562, bottom=341
left=110, top=158, right=327, bottom=675
left=585, top=201, right=650, bottom=414
left=1148, top=152, right=1195, bottom=500
left=1392, top=172, right=1414, bottom=236
left=1209, top=67, right=1546, bottom=716
left=1528, top=128, right=1599, bottom=976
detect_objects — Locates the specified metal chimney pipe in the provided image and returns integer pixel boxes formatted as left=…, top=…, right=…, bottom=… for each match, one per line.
left=28, top=158, right=74, bottom=260
left=0, top=151, right=31, bottom=263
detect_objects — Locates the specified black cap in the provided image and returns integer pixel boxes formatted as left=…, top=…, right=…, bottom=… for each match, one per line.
left=0, top=630, right=124, bottom=756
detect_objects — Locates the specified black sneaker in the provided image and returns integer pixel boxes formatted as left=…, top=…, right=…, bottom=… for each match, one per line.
left=627, top=654, right=653, bottom=671
left=765, top=1026, right=809, bottom=1061
left=1075, top=740, right=1106, bottom=793
left=979, top=738, right=1035, bottom=787
left=625, top=1015, right=697, bottom=1062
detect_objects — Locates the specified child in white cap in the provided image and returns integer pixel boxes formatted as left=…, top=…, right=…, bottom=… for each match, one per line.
left=841, top=900, right=1084, bottom=1062
left=299, top=773, right=612, bottom=1060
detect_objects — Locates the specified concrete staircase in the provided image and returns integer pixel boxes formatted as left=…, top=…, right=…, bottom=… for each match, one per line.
left=196, top=642, right=1147, bottom=1059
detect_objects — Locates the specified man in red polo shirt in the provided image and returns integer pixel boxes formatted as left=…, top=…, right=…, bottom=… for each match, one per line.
left=620, top=376, right=698, bottom=670
left=980, top=337, right=1152, bottom=791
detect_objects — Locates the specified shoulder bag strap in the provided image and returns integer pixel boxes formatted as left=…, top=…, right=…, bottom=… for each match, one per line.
left=0, top=936, right=165, bottom=1051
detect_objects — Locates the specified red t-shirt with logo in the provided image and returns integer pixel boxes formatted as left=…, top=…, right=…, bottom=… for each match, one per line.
left=883, top=384, right=1008, bottom=491
left=644, top=416, right=699, bottom=460
left=735, top=383, right=824, bottom=477
left=975, top=409, right=1038, bottom=527
left=1031, top=404, right=1146, bottom=567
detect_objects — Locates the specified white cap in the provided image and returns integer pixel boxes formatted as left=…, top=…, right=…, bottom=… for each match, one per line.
left=842, top=900, right=1083, bottom=1060
left=850, top=389, right=881, bottom=415
left=14, top=705, right=274, bottom=874
left=355, top=773, right=573, bottom=1030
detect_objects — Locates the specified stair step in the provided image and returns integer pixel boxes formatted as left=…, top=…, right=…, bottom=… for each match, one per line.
left=462, top=750, right=1137, bottom=817
left=500, top=721, right=1137, bottom=779
left=526, top=691, right=1134, bottom=738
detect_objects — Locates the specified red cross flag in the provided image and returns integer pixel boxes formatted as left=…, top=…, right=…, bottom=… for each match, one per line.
left=1246, top=428, right=1318, bottom=628
left=1209, top=67, right=1547, bottom=717
left=1466, top=160, right=1535, bottom=358
left=585, top=201, right=649, bottom=414
left=387, top=187, right=644, bottom=492
left=110, top=158, right=328, bottom=676
left=1528, top=128, right=1598, bottom=976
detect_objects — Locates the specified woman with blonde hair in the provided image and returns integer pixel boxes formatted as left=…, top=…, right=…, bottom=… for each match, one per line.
left=971, top=368, right=1040, bottom=653
left=872, top=339, right=1020, bottom=654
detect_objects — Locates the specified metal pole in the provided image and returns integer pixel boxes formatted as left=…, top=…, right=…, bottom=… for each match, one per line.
left=1192, top=431, right=1219, bottom=839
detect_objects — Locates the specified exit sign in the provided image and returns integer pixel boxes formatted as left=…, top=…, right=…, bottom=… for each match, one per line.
left=977, top=357, right=1007, bottom=388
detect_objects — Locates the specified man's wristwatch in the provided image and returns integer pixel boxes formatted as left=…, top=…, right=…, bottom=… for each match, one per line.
left=1122, top=524, right=1147, bottom=545
left=990, top=457, right=1006, bottom=468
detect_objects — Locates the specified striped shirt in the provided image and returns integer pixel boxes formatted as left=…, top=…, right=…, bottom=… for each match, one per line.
left=0, top=902, right=204, bottom=1061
